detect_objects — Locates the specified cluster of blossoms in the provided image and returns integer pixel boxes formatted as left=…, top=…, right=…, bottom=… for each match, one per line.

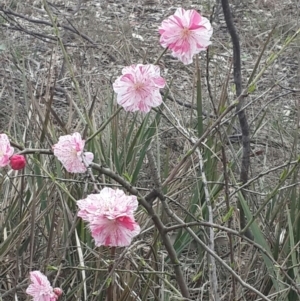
left=0, top=134, right=26, bottom=170
left=113, top=7, right=212, bottom=112
left=13, top=7, right=212, bottom=299
left=52, top=133, right=140, bottom=247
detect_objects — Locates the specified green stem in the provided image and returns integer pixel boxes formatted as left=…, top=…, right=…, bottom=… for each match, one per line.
left=106, top=247, right=116, bottom=301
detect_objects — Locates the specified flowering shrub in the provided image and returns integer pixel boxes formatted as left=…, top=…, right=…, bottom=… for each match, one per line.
left=77, top=187, right=141, bottom=247
left=52, top=132, right=94, bottom=173
left=0, top=133, right=14, bottom=167
left=26, top=271, right=62, bottom=301
left=1, top=6, right=219, bottom=300
left=159, top=8, right=213, bottom=65
left=113, top=64, right=166, bottom=113
left=10, top=154, right=26, bottom=170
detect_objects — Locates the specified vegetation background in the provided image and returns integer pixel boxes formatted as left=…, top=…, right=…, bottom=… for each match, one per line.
left=1, top=0, right=300, bottom=300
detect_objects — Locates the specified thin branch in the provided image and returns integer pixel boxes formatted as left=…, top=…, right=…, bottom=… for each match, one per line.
left=0, top=7, right=98, bottom=47
left=160, top=199, right=272, bottom=301
left=165, top=220, right=300, bottom=296
left=221, top=0, right=252, bottom=239
left=220, top=144, right=236, bottom=299
left=162, top=100, right=238, bottom=187
left=89, top=163, right=190, bottom=299
left=195, top=147, right=220, bottom=301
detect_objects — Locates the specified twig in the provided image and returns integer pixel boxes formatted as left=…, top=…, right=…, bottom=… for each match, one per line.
left=14, top=154, right=190, bottom=299
left=161, top=206, right=272, bottom=301
left=0, top=7, right=98, bottom=47
left=195, top=147, right=220, bottom=301
left=221, top=0, right=252, bottom=240
left=162, top=100, right=239, bottom=188
left=146, top=146, right=161, bottom=190
left=89, top=163, right=190, bottom=299
left=165, top=220, right=300, bottom=296
left=160, top=90, right=215, bottom=118
left=220, top=144, right=236, bottom=299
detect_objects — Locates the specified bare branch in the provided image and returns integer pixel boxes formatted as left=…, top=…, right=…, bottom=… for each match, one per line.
left=221, top=0, right=252, bottom=240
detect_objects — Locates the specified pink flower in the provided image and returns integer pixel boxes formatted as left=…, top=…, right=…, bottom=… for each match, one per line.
left=77, top=187, right=141, bottom=247
left=10, top=154, right=26, bottom=170
left=0, top=133, right=14, bottom=167
left=26, top=271, right=62, bottom=301
left=113, top=64, right=166, bottom=113
left=52, top=132, right=94, bottom=173
left=159, top=8, right=213, bottom=65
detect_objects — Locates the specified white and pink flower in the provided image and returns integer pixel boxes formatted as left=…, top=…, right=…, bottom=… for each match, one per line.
left=0, top=133, right=14, bottom=167
left=113, top=64, right=165, bottom=113
left=52, top=132, right=94, bottom=173
left=26, top=271, right=62, bottom=301
left=77, top=187, right=140, bottom=247
left=159, top=8, right=213, bottom=65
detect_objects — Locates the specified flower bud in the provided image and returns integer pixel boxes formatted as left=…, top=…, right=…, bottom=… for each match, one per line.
left=10, top=154, right=26, bottom=170
left=53, top=287, right=63, bottom=298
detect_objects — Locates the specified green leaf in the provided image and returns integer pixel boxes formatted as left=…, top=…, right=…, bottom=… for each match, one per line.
left=238, top=191, right=284, bottom=291
left=123, top=172, right=132, bottom=182
left=222, top=206, right=234, bottom=223
left=247, top=83, right=256, bottom=94
left=46, top=265, right=58, bottom=271
left=192, top=271, right=202, bottom=282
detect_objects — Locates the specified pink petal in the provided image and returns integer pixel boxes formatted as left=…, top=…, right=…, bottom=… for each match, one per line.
left=83, top=152, right=94, bottom=166
left=90, top=215, right=141, bottom=247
